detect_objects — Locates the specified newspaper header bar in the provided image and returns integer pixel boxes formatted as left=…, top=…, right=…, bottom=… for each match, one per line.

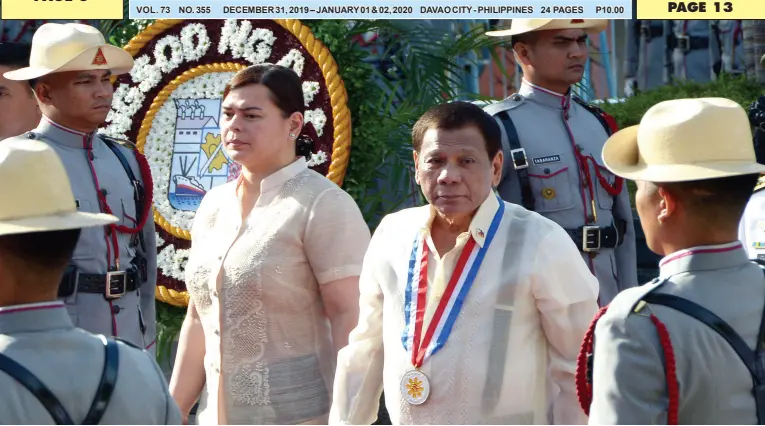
left=127, top=0, right=631, bottom=20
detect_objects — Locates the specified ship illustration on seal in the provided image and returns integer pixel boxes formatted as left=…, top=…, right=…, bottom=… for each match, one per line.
left=167, top=99, right=233, bottom=211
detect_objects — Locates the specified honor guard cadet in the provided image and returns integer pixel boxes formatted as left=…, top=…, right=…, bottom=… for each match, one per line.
left=2, top=23, right=157, bottom=352
left=578, top=98, right=765, bottom=424
left=0, top=42, right=41, bottom=140
left=718, top=20, right=745, bottom=75
left=0, top=139, right=180, bottom=424
left=739, top=76, right=765, bottom=264
left=624, top=20, right=671, bottom=96
left=484, top=19, right=638, bottom=305
left=670, top=20, right=722, bottom=83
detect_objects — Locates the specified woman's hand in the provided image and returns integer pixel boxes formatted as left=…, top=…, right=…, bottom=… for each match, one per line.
left=169, top=300, right=207, bottom=420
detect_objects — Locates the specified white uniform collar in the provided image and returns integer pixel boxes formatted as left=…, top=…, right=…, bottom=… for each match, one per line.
left=0, top=301, right=65, bottom=314
left=658, top=241, right=748, bottom=278
left=519, top=79, right=573, bottom=111
left=35, top=116, right=99, bottom=149
left=0, top=301, right=73, bottom=335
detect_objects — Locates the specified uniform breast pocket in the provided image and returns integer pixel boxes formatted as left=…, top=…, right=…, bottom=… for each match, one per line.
left=527, top=164, right=574, bottom=212
left=595, top=164, right=617, bottom=210
left=72, top=199, right=100, bottom=260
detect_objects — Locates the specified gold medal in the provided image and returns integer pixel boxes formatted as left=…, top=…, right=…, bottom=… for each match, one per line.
left=401, top=369, right=430, bottom=405
left=542, top=188, right=556, bottom=199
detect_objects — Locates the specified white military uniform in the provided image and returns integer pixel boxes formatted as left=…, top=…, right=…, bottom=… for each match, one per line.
left=484, top=81, right=638, bottom=305
left=624, top=20, right=672, bottom=93
left=0, top=302, right=181, bottom=424
left=739, top=176, right=765, bottom=261
left=0, top=139, right=179, bottom=424
left=1, top=22, right=157, bottom=353
left=579, top=97, right=765, bottom=425
left=2, top=119, right=158, bottom=353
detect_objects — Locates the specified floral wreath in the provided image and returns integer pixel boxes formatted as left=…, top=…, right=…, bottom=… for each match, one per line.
left=102, top=19, right=351, bottom=306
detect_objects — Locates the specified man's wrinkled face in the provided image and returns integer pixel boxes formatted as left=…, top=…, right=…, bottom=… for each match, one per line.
left=414, top=126, right=502, bottom=217
left=0, top=66, right=40, bottom=140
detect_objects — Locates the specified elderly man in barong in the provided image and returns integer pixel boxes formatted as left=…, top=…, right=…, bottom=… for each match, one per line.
left=330, top=101, right=599, bottom=425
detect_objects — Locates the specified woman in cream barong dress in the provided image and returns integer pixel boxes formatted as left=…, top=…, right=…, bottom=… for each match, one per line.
left=169, top=64, right=371, bottom=425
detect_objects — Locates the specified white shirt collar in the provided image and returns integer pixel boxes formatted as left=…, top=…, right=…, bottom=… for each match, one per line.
left=424, top=191, right=501, bottom=248
left=659, top=241, right=744, bottom=267
left=0, top=301, right=65, bottom=315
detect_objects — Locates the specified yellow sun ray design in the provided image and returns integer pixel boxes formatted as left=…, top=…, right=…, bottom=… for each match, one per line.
left=200, top=133, right=228, bottom=173
left=406, top=377, right=424, bottom=399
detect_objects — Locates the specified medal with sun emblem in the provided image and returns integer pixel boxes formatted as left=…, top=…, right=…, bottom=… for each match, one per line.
left=401, top=369, right=430, bottom=405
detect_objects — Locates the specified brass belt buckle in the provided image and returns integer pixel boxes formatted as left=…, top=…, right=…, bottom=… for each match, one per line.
left=582, top=226, right=601, bottom=253
left=676, top=34, right=690, bottom=52
left=105, top=271, right=127, bottom=299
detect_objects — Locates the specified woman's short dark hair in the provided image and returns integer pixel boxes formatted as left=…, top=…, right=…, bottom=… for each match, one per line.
left=412, top=101, right=502, bottom=160
left=223, top=64, right=314, bottom=157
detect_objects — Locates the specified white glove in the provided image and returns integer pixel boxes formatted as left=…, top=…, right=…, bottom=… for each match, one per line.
left=624, top=78, right=636, bottom=97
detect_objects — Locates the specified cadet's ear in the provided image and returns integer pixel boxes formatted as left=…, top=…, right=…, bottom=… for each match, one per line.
left=33, top=80, right=53, bottom=106
left=513, top=43, right=532, bottom=66
left=657, top=186, right=678, bottom=224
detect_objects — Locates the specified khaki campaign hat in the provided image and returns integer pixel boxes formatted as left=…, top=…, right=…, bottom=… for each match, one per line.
left=0, top=139, right=117, bottom=236
left=3, top=23, right=133, bottom=81
left=485, top=19, right=609, bottom=37
left=602, top=97, right=765, bottom=183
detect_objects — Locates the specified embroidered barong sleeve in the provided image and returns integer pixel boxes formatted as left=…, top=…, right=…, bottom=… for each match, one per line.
left=304, top=187, right=371, bottom=284
left=532, top=226, right=599, bottom=425
left=588, top=308, right=667, bottom=425
left=329, top=216, right=389, bottom=425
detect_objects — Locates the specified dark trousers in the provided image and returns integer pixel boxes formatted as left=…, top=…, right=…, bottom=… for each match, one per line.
left=373, top=394, right=391, bottom=425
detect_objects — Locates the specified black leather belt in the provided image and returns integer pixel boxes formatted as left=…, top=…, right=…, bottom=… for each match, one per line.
left=640, top=24, right=663, bottom=40
left=59, top=267, right=139, bottom=299
left=676, top=35, right=708, bottom=52
left=566, top=220, right=626, bottom=253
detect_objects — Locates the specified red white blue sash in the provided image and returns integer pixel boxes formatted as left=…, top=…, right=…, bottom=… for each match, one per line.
left=401, top=196, right=504, bottom=368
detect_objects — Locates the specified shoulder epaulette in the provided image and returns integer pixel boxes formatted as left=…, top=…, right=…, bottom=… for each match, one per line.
left=755, top=175, right=765, bottom=193
left=483, top=93, right=525, bottom=116
left=99, top=134, right=137, bottom=151
left=571, top=96, right=619, bottom=135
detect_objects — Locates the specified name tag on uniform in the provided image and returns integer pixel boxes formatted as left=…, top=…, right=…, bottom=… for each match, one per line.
left=532, top=155, right=561, bottom=165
